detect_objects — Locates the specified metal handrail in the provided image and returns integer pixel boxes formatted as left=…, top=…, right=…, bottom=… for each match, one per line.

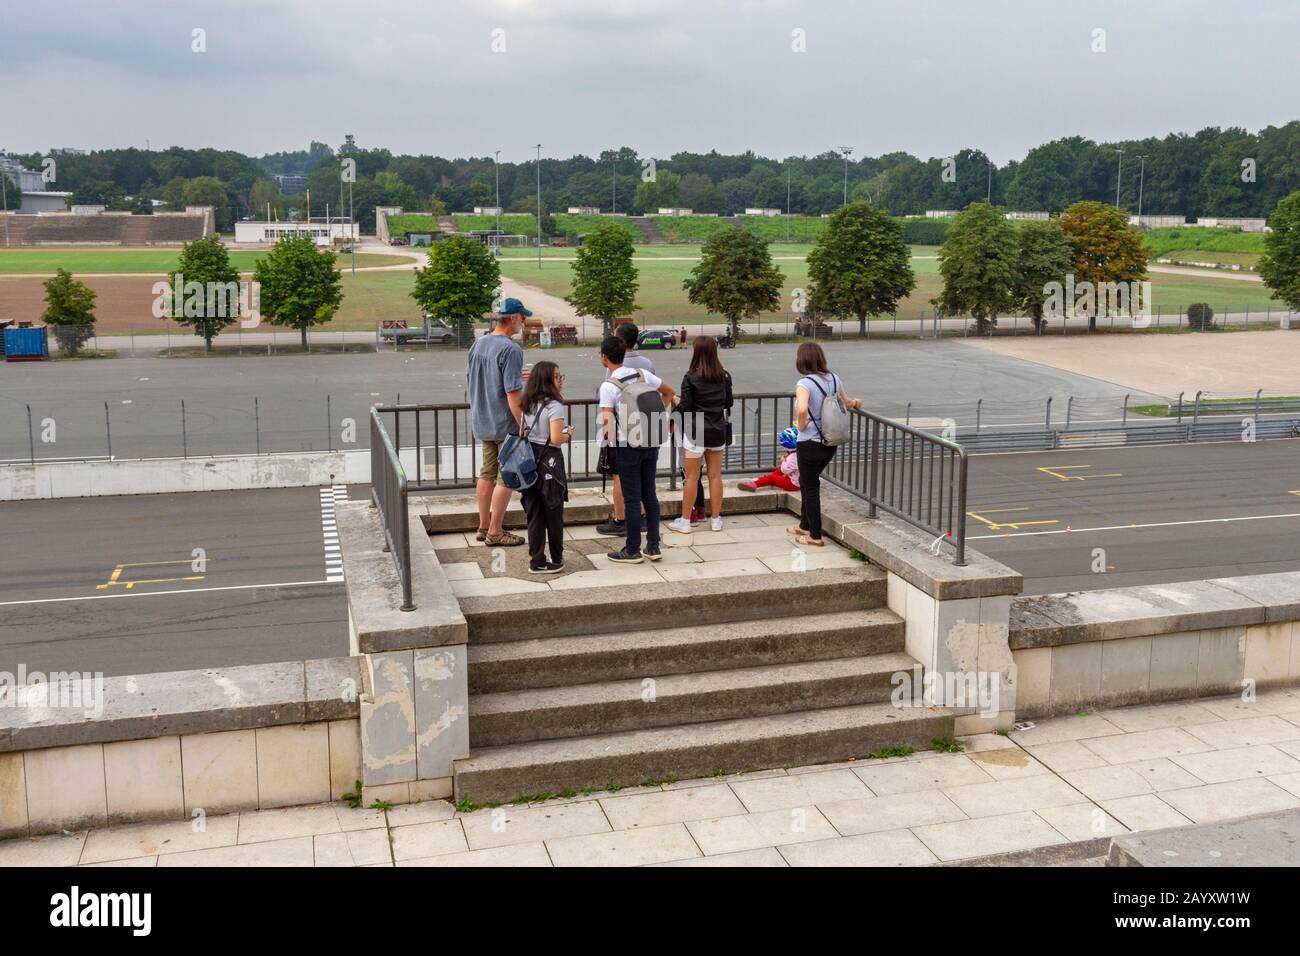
left=369, top=407, right=413, bottom=611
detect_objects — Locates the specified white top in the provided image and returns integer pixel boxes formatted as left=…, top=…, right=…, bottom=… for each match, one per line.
left=797, top=372, right=841, bottom=443
left=521, top=400, right=566, bottom=445
left=598, top=366, right=664, bottom=444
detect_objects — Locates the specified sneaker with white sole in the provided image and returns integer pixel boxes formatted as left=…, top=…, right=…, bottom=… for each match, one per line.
left=667, top=516, right=693, bottom=534
left=711, top=516, right=724, bottom=532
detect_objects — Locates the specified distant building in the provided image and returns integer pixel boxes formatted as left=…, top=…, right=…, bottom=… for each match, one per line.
left=1005, top=211, right=1050, bottom=221
left=1197, top=217, right=1268, bottom=232
left=657, top=208, right=694, bottom=216
left=567, top=206, right=600, bottom=214
left=233, top=217, right=357, bottom=246
left=744, top=208, right=782, bottom=217
left=273, top=174, right=308, bottom=195
left=473, top=206, right=503, bottom=216
left=1128, top=215, right=1186, bottom=228
left=924, top=210, right=959, bottom=218
left=0, top=154, right=73, bottom=213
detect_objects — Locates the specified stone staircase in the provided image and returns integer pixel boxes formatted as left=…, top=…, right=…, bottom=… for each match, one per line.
left=628, top=215, right=664, bottom=244
left=452, top=565, right=951, bottom=803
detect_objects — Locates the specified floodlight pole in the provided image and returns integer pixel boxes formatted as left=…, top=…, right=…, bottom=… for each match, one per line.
left=611, top=152, right=617, bottom=214
left=1115, top=148, right=1125, bottom=208
left=786, top=165, right=791, bottom=242
left=349, top=178, right=355, bottom=275
left=1136, top=155, right=1147, bottom=219
left=2, top=171, right=8, bottom=247
left=987, top=161, right=993, bottom=202
left=535, top=144, right=543, bottom=269
left=494, top=150, right=501, bottom=242
left=839, top=146, right=853, bottom=206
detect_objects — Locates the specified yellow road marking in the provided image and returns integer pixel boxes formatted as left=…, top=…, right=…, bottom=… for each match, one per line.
left=1036, top=464, right=1123, bottom=481
left=966, top=508, right=1060, bottom=532
left=95, top=559, right=205, bottom=591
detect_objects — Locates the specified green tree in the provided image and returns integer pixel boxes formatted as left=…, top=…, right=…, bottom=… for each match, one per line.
left=0, top=173, right=19, bottom=211
left=1259, top=191, right=1300, bottom=311
left=411, top=235, right=501, bottom=344
left=1057, top=201, right=1148, bottom=331
left=253, top=236, right=344, bottom=349
left=180, top=176, right=230, bottom=229
left=806, top=201, right=915, bottom=335
left=682, top=229, right=783, bottom=338
left=168, top=235, right=242, bottom=351
left=634, top=170, right=681, bottom=213
left=566, top=224, right=639, bottom=335
left=42, top=269, right=97, bottom=356
left=248, top=178, right=283, bottom=220
left=932, top=201, right=1019, bottom=333
left=1013, top=219, right=1074, bottom=333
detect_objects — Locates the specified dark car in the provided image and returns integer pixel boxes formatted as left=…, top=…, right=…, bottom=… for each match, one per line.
left=636, top=328, right=678, bottom=350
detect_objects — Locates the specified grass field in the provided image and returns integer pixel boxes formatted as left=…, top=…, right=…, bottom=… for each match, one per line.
left=0, top=250, right=410, bottom=274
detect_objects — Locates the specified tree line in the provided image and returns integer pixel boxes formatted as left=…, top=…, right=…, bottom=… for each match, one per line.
left=7, top=122, right=1299, bottom=231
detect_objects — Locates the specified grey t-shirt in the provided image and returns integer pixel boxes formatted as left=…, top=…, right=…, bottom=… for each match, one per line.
left=605, top=350, right=655, bottom=379
left=522, top=400, right=566, bottom=445
left=797, top=372, right=841, bottom=443
left=467, top=333, right=524, bottom=441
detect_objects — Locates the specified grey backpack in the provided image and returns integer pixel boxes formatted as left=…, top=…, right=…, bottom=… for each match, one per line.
left=613, top=370, right=668, bottom=448
left=809, top=374, right=850, bottom=446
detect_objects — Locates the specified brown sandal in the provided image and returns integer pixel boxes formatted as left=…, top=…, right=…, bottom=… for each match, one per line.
left=787, top=525, right=807, bottom=538
left=475, top=527, right=489, bottom=542
left=484, top=530, right=524, bottom=547
left=802, top=536, right=825, bottom=547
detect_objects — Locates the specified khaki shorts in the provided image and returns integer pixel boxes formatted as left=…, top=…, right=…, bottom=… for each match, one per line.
left=479, top=439, right=506, bottom=486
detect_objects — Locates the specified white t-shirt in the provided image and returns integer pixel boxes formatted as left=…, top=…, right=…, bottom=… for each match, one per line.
left=521, top=400, right=566, bottom=445
left=598, top=366, right=664, bottom=444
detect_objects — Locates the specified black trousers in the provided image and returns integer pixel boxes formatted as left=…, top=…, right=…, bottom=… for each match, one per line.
left=796, top=440, right=838, bottom=540
left=521, top=483, right=564, bottom=567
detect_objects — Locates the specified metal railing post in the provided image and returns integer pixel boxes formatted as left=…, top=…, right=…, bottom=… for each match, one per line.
left=1122, top=394, right=1129, bottom=427
left=255, top=397, right=261, bottom=455
left=866, top=417, right=879, bottom=518
left=1044, top=396, right=1053, bottom=431
left=1255, top=389, right=1262, bottom=424
left=26, top=404, right=35, bottom=463
left=327, top=394, right=333, bottom=452
left=953, top=450, right=968, bottom=566
left=975, top=399, right=982, bottom=433
left=181, top=400, right=188, bottom=458
left=104, top=402, right=112, bottom=458
left=1066, top=396, right=1074, bottom=430
left=1175, top=392, right=1184, bottom=423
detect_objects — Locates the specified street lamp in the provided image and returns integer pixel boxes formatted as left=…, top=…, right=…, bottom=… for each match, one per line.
left=611, top=151, right=617, bottom=214
left=786, top=163, right=791, bottom=243
left=1136, top=155, right=1148, bottom=219
left=1115, top=148, right=1125, bottom=208
left=535, top=144, right=542, bottom=269
left=839, top=146, right=854, bottom=206
left=493, top=150, right=501, bottom=247
left=987, top=160, right=994, bottom=202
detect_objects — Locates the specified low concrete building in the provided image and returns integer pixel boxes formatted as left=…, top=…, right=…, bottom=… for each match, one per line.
left=472, top=206, right=503, bottom=216
left=925, top=210, right=959, bottom=218
left=1129, top=214, right=1187, bottom=228
left=1198, top=217, right=1269, bottom=232
left=657, top=207, right=694, bottom=216
left=234, top=218, right=357, bottom=246
left=1005, top=211, right=1050, bottom=221
left=744, top=208, right=782, bottom=217
left=567, top=206, right=600, bottom=214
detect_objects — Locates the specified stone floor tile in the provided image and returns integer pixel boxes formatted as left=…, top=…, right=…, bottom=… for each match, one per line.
left=389, top=819, right=468, bottom=861
left=384, top=800, right=457, bottom=827
left=80, top=855, right=159, bottom=867
left=654, top=846, right=788, bottom=867
left=759, top=549, right=861, bottom=573
left=157, top=836, right=315, bottom=867
left=314, top=828, right=391, bottom=867
left=1171, top=744, right=1300, bottom=784
left=1098, top=794, right=1194, bottom=832
left=1183, top=715, right=1300, bottom=749
left=548, top=563, right=663, bottom=590
left=663, top=768, right=787, bottom=790
left=1268, top=772, right=1300, bottom=798
left=685, top=806, right=838, bottom=855
left=966, top=748, right=1052, bottom=780
left=460, top=800, right=610, bottom=850
left=722, top=524, right=797, bottom=542
left=1008, top=714, right=1124, bottom=747
left=956, top=733, right=1021, bottom=753
left=1061, top=764, right=1158, bottom=802
left=399, top=842, right=553, bottom=867
left=440, top=562, right=484, bottom=581
left=428, top=532, right=469, bottom=549
left=779, top=829, right=939, bottom=867
left=1024, top=740, right=1110, bottom=773
left=943, top=773, right=1090, bottom=818
left=853, top=754, right=994, bottom=796
left=1117, top=757, right=1205, bottom=792
left=1194, top=690, right=1300, bottom=720
left=1093, top=700, right=1221, bottom=733
left=0, top=831, right=87, bottom=867
left=600, top=784, right=746, bottom=829
left=332, top=804, right=388, bottom=831
left=1079, top=727, right=1214, bottom=764
left=655, top=558, right=772, bottom=582
left=1158, top=778, right=1300, bottom=824
left=1035, top=803, right=1128, bottom=842
left=546, top=822, right=701, bottom=866
left=912, top=810, right=1068, bottom=862
left=81, top=814, right=239, bottom=864
left=817, top=789, right=967, bottom=836
left=692, top=539, right=797, bottom=561
left=236, top=804, right=342, bottom=844
left=451, top=577, right=550, bottom=597
left=729, top=769, right=872, bottom=813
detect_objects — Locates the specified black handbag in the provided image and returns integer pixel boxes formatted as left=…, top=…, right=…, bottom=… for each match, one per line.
left=597, top=444, right=617, bottom=477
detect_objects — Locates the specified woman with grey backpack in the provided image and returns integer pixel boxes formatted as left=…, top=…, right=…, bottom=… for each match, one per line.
left=792, top=342, right=862, bottom=547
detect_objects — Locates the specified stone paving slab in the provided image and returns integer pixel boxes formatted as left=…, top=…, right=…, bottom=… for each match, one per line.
left=7, top=690, right=1300, bottom=866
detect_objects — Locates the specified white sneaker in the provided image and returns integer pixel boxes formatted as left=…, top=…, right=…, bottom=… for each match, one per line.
left=710, top=516, right=724, bottom=532
left=667, top=516, right=694, bottom=534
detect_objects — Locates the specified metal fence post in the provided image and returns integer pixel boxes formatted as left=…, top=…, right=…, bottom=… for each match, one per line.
left=1044, top=396, right=1052, bottom=431
left=1254, top=388, right=1262, bottom=424
left=866, top=418, right=879, bottom=518
left=255, top=397, right=261, bottom=455
left=26, top=404, right=35, bottom=463
left=327, top=394, right=333, bottom=452
left=1122, top=394, right=1130, bottom=427
left=1066, top=396, right=1074, bottom=429
left=1175, top=392, right=1184, bottom=423
left=181, top=399, right=188, bottom=457
left=104, top=402, right=112, bottom=458
left=976, top=399, right=982, bottom=433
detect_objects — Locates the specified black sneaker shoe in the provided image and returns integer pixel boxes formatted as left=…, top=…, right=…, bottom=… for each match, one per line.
left=606, top=548, right=644, bottom=564
left=596, top=519, right=626, bottom=537
left=528, top=562, right=565, bottom=575
left=643, top=544, right=662, bottom=562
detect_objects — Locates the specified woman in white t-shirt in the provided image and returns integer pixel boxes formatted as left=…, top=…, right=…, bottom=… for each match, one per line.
left=793, top=342, right=861, bottom=546
left=518, top=361, right=573, bottom=573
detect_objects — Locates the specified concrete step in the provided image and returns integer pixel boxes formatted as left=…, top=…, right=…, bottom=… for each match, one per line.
left=453, top=701, right=953, bottom=805
left=460, top=566, right=886, bottom=643
left=468, top=608, right=904, bottom=693
left=469, top=652, right=919, bottom=747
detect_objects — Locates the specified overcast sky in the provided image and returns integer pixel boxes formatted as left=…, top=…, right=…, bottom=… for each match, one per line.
left=2, top=0, right=1296, bottom=164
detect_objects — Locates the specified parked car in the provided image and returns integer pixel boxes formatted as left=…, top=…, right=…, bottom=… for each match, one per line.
left=379, top=316, right=459, bottom=345
left=636, top=328, right=678, bottom=350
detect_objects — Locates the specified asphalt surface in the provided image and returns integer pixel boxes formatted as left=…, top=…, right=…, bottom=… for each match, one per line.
left=0, top=487, right=351, bottom=677
left=0, top=339, right=1158, bottom=461
left=966, top=439, right=1300, bottom=594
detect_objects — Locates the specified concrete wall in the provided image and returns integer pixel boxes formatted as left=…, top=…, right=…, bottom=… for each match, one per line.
left=1011, top=574, right=1300, bottom=717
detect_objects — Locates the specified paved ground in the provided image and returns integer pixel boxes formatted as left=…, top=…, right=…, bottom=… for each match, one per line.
left=5, top=690, right=1299, bottom=867
left=1, top=339, right=1158, bottom=461
left=965, top=440, right=1300, bottom=593
left=958, top=328, right=1300, bottom=396
left=0, top=487, right=350, bottom=677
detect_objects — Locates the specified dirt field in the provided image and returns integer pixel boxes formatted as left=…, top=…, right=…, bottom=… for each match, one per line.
left=0, top=275, right=170, bottom=332
left=957, top=328, right=1300, bottom=397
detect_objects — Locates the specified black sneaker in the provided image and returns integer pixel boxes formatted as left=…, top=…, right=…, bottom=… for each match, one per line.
left=596, top=519, right=626, bottom=537
left=606, top=548, right=644, bottom=564
left=529, top=562, right=565, bottom=575
left=643, top=544, right=662, bottom=562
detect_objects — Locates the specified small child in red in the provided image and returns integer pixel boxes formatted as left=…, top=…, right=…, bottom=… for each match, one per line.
left=738, top=451, right=800, bottom=492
